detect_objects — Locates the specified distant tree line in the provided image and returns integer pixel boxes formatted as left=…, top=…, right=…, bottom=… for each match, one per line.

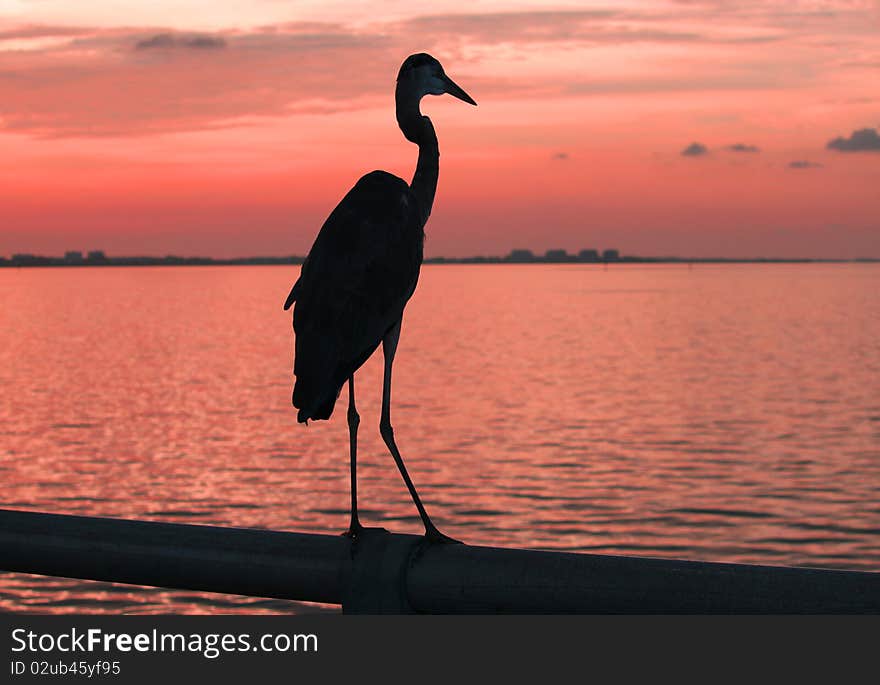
left=0, top=249, right=873, bottom=267
left=0, top=251, right=305, bottom=267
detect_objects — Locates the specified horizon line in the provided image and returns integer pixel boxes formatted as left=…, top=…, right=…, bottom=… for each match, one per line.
left=2, top=252, right=879, bottom=267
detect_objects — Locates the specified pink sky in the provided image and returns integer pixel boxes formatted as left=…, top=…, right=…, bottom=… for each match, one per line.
left=1, top=0, right=878, bottom=258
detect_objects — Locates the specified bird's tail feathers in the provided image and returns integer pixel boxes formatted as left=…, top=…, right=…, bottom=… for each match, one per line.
left=294, top=382, right=341, bottom=423
left=292, top=337, right=344, bottom=423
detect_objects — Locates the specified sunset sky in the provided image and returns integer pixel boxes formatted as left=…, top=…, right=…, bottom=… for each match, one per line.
left=1, top=0, right=878, bottom=259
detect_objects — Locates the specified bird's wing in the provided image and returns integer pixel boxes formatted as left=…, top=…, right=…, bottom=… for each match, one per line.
left=293, top=171, right=423, bottom=315
left=283, top=272, right=302, bottom=310
left=288, top=170, right=424, bottom=418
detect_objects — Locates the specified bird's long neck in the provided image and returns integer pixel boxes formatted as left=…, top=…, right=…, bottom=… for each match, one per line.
left=396, top=85, right=438, bottom=225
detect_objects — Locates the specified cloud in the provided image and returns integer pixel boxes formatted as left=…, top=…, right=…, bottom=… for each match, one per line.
left=840, top=58, right=880, bottom=70
left=0, top=23, right=395, bottom=137
left=0, top=4, right=875, bottom=139
left=135, top=33, right=226, bottom=50
left=0, top=25, right=93, bottom=41
left=788, top=160, right=822, bottom=169
left=399, top=10, right=786, bottom=47
left=681, top=142, right=708, bottom=156
left=726, top=143, right=760, bottom=152
left=826, top=127, right=880, bottom=152
left=402, top=9, right=705, bottom=45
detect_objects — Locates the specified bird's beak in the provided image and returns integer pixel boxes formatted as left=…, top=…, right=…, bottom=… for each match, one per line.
left=443, top=74, right=477, bottom=106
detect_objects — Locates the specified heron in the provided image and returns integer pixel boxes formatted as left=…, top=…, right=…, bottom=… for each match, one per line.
left=283, top=53, right=476, bottom=543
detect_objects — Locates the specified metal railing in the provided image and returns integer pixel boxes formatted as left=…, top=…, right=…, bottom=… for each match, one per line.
left=1, top=508, right=878, bottom=613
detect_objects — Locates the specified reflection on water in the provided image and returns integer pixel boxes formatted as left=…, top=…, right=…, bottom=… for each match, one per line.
left=1, top=263, right=878, bottom=612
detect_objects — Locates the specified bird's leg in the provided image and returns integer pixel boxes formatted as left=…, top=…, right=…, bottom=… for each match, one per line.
left=380, top=320, right=460, bottom=545
left=343, top=375, right=363, bottom=538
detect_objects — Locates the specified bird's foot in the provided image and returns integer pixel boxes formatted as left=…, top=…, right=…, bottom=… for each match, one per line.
left=341, top=520, right=365, bottom=539
left=423, top=524, right=462, bottom=545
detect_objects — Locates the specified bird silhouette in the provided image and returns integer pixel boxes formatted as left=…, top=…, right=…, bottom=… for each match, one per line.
left=284, top=54, right=476, bottom=543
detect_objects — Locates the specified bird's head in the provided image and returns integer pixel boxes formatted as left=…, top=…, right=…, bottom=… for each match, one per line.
left=396, top=53, right=477, bottom=106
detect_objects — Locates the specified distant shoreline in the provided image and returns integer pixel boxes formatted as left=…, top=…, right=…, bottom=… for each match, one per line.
left=1, top=255, right=877, bottom=268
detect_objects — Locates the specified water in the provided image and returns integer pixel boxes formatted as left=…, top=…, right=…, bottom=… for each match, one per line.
left=1, top=263, right=878, bottom=612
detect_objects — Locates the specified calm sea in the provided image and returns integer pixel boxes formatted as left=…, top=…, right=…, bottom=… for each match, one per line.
left=1, top=263, right=878, bottom=613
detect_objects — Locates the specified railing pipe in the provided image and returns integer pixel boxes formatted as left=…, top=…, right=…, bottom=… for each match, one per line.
left=1, top=508, right=878, bottom=613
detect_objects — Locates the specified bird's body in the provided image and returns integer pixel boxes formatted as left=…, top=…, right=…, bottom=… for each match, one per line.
left=284, top=53, right=476, bottom=542
left=287, top=171, right=423, bottom=422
